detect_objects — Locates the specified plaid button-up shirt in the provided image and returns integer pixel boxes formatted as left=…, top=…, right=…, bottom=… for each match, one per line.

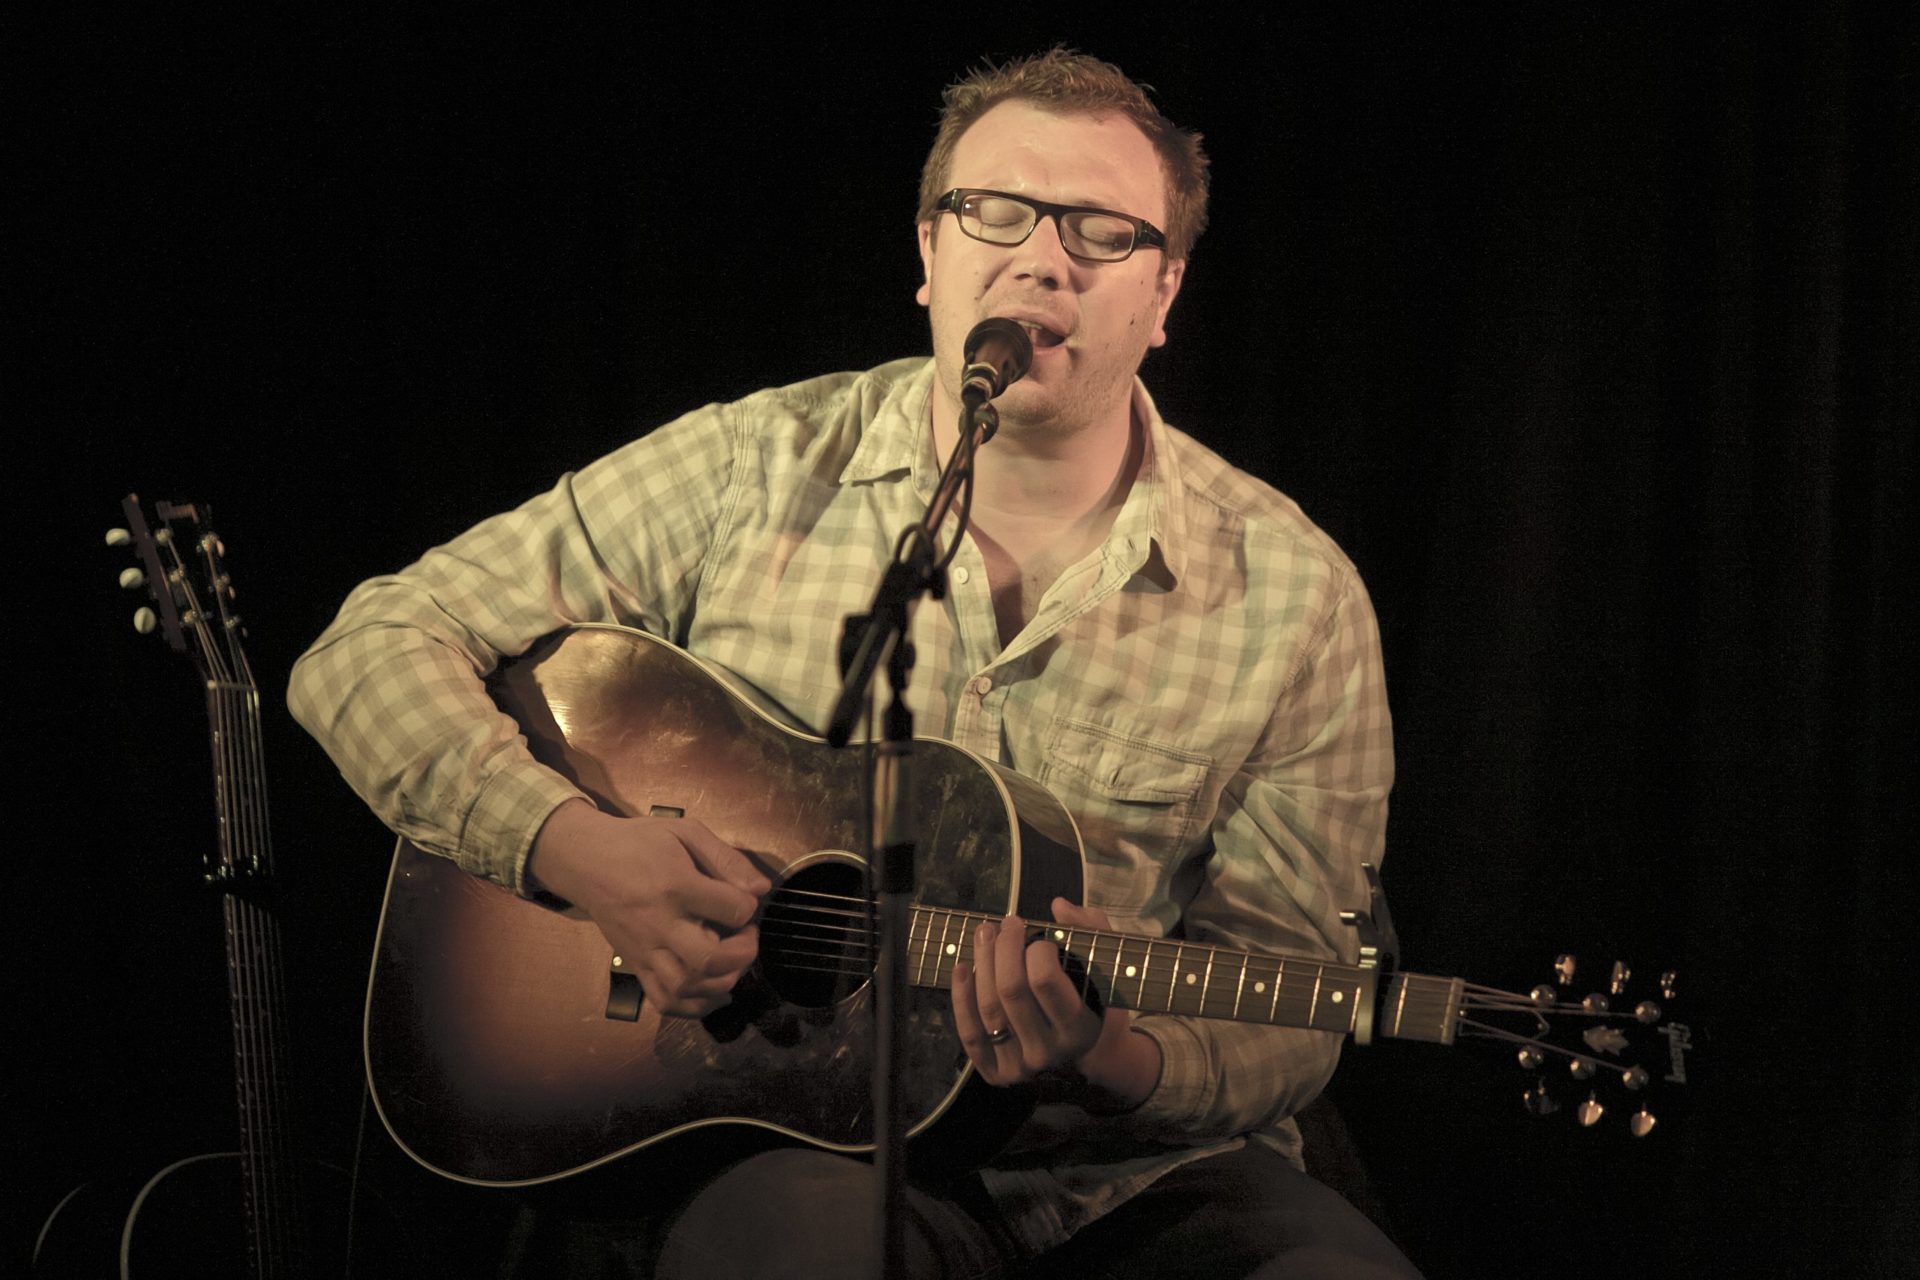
left=289, top=357, right=1394, bottom=1253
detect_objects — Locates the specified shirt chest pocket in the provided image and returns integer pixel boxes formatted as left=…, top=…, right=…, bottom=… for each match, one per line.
left=1035, top=717, right=1214, bottom=918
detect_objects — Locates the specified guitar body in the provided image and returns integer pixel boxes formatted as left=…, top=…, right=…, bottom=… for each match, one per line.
left=365, top=625, right=1085, bottom=1186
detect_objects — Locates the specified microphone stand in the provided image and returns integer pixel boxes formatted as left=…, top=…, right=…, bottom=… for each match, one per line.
left=827, top=398, right=998, bottom=1280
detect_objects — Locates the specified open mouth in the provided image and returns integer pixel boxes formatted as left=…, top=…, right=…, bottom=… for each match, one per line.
left=1018, top=321, right=1067, bottom=350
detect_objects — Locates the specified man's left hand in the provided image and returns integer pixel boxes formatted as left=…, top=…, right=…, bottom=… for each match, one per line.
left=950, top=897, right=1162, bottom=1108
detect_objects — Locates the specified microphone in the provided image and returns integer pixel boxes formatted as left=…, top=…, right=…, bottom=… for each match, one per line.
left=958, top=317, right=1034, bottom=409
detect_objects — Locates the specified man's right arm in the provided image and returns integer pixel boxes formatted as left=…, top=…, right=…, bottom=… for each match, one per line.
left=287, top=405, right=754, bottom=1010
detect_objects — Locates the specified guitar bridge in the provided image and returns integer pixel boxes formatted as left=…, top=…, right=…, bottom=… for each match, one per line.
left=606, top=967, right=642, bottom=1021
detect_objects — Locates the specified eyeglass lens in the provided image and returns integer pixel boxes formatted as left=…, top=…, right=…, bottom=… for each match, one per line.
left=956, top=192, right=1140, bottom=261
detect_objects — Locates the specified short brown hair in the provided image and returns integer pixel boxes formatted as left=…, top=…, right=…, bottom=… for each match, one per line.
left=917, top=48, right=1211, bottom=265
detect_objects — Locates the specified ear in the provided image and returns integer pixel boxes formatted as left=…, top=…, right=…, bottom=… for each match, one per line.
left=915, top=220, right=935, bottom=307
left=1146, top=259, right=1187, bottom=348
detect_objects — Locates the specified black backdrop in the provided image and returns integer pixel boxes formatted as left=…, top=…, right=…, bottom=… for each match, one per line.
left=18, top=8, right=1916, bottom=1279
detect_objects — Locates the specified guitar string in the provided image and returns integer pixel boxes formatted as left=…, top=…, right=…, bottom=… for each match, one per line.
left=760, top=893, right=1653, bottom=1027
left=185, top=518, right=298, bottom=1273
left=746, top=919, right=1400, bottom=1011
left=178, top=532, right=273, bottom=1278
left=759, top=897, right=1355, bottom=980
left=240, top=679, right=305, bottom=1267
left=224, top=685, right=284, bottom=1274
left=207, top=517, right=306, bottom=1270
left=739, top=919, right=1616, bottom=1046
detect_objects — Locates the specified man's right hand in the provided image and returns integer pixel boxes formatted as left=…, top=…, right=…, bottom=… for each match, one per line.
left=526, top=799, right=769, bottom=1018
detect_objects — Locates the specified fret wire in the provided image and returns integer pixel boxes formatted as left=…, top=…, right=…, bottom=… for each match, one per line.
left=1093, top=930, right=1110, bottom=1007
left=911, top=910, right=928, bottom=986
left=1200, top=946, right=1216, bottom=1016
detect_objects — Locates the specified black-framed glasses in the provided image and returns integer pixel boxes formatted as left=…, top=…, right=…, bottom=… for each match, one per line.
left=932, top=188, right=1167, bottom=264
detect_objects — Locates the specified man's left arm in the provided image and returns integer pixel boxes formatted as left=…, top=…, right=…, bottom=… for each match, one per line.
left=1103, top=564, right=1395, bottom=1141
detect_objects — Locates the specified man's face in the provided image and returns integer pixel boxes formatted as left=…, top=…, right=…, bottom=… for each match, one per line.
left=916, top=101, right=1185, bottom=441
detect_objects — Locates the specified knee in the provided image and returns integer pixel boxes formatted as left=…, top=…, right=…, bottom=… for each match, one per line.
left=656, top=1150, right=877, bottom=1279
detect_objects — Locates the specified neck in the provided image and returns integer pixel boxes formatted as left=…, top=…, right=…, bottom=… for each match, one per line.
left=929, top=390, right=1139, bottom=524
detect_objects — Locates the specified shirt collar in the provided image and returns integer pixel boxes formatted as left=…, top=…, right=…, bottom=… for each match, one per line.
left=1113, top=377, right=1189, bottom=585
left=838, top=360, right=937, bottom=488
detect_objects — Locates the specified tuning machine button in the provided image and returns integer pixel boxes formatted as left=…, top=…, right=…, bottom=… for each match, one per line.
left=1523, top=1081, right=1559, bottom=1118
left=1630, top=1108, right=1658, bottom=1138
left=119, top=567, right=147, bottom=590
left=134, top=607, right=157, bottom=635
left=106, top=528, right=132, bottom=547
left=1577, top=1095, right=1605, bottom=1127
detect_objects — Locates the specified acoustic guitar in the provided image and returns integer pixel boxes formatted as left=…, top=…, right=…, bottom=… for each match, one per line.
left=364, top=624, right=1693, bottom=1189
left=36, top=498, right=343, bottom=1279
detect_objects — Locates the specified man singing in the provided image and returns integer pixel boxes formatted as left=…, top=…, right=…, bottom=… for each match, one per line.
left=292, top=47, right=1419, bottom=1279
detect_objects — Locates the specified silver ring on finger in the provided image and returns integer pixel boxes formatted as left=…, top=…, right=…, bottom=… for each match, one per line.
left=987, top=1025, right=1015, bottom=1045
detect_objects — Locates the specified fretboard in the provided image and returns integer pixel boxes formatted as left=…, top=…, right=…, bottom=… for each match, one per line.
left=209, top=678, right=309, bottom=1280
left=906, top=906, right=1462, bottom=1045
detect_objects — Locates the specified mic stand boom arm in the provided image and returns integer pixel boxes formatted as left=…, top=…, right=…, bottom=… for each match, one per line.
left=824, top=401, right=998, bottom=1280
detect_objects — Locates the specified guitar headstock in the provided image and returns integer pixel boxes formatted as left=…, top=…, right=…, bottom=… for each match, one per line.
left=1456, top=954, right=1696, bottom=1139
left=108, top=494, right=253, bottom=692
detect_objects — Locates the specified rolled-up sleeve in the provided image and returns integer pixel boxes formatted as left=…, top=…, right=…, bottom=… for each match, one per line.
left=287, top=404, right=741, bottom=892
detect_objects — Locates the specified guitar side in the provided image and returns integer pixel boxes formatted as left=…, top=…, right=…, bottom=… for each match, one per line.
left=363, top=625, right=1084, bottom=1186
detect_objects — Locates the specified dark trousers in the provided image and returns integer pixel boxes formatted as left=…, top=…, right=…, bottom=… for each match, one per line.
left=509, top=1143, right=1423, bottom=1279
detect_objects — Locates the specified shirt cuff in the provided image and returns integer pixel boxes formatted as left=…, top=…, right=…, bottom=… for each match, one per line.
left=1118, top=1015, right=1215, bottom=1136
left=455, top=759, right=588, bottom=896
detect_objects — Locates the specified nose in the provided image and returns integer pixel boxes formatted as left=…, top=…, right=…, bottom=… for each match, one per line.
left=1009, top=213, right=1074, bottom=287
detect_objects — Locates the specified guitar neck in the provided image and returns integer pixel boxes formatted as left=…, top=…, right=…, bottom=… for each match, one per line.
left=208, top=677, right=310, bottom=1280
left=906, top=906, right=1463, bottom=1045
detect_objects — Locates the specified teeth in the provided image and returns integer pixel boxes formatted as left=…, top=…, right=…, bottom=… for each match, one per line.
left=1017, top=321, right=1062, bottom=347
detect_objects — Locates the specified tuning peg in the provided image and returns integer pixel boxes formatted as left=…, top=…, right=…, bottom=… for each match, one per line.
left=1659, top=970, right=1678, bottom=999
left=1569, top=1057, right=1596, bottom=1081
left=119, top=567, right=147, bottom=590
left=1630, top=1108, right=1658, bottom=1138
left=1634, top=1000, right=1663, bottom=1024
left=1523, top=1081, right=1559, bottom=1117
left=1577, top=1095, right=1605, bottom=1127
left=1529, top=984, right=1556, bottom=1008
left=1621, top=1067, right=1650, bottom=1091
left=1555, top=954, right=1577, bottom=986
left=134, top=607, right=157, bottom=635
left=1582, top=993, right=1610, bottom=1014
left=1610, top=961, right=1631, bottom=996
left=106, top=527, right=132, bottom=547
left=1517, top=1046, right=1545, bottom=1070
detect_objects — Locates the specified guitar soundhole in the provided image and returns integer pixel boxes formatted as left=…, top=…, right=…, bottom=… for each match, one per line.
left=758, top=856, right=873, bottom=1009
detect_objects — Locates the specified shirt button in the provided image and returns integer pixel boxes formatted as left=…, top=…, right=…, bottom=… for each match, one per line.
left=952, top=565, right=971, bottom=585
left=969, top=675, right=992, bottom=697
